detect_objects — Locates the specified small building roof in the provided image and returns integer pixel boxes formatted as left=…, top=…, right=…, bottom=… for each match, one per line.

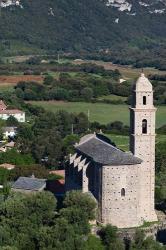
left=5, top=141, right=15, bottom=148
left=0, top=163, right=15, bottom=170
left=0, top=100, right=7, bottom=111
left=12, top=177, right=46, bottom=191
left=0, top=109, right=24, bottom=114
left=76, top=134, right=142, bottom=166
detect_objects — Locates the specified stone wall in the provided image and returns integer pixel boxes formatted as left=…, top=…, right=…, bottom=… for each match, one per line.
left=101, top=164, right=142, bottom=228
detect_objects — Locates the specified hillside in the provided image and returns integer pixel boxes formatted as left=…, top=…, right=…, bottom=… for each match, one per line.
left=0, top=0, right=166, bottom=67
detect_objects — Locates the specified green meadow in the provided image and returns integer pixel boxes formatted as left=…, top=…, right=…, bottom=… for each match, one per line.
left=105, top=134, right=166, bottom=151
left=29, top=101, right=166, bottom=128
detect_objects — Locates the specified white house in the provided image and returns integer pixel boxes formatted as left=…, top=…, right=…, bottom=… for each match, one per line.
left=0, top=100, right=25, bottom=122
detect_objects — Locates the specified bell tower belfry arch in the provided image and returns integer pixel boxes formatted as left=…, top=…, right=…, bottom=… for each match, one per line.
left=130, top=73, right=157, bottom=222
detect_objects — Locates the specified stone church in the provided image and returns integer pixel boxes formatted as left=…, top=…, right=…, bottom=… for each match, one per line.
left=65, top=73, right=157, bottom=228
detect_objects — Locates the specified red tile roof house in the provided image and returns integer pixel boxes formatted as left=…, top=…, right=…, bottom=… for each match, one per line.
left=0, top=100, right=25, bottom=122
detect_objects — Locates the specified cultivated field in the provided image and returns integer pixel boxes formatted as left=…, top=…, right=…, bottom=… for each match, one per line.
left=73, top=60, right=166, bottom=79
left=0, top=75, right=43, bottom=87
left=29, top=101, right=166, bottom=128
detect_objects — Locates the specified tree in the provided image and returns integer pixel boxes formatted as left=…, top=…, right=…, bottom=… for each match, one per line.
left=81, top=87, right=93, bottom=101
left=131, top=230, right=145, bottom=249
left=6, top=116, right=19, bottom=127
left=60, top=191, right=96, bottom=235
left=130, top=230, right=166, bottom=250
left=0, top=148, right=34, bottom=166
left=9, top=164, right=49, bottom=181
left=43, top=75, right=54, bottom=85
left=74, top=112, right=89, bottom=134
left=32, top=132, right=63, bottom=168
left=100, top=224, right=125, bottom=250
left=0, top=168, right=9, bottom=185
left=63, top=134, right=79, bottom=155
left=63, top=191, right=96, bottom=221
left=85, top=235, right=104, bottom=250
left=0, top=192, right=56, bottom=249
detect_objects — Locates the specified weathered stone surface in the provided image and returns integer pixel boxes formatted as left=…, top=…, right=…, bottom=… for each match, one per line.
left=66, top=74, right=157, bottom=229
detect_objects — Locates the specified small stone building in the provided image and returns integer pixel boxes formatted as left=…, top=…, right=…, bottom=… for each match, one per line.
left=12, top=177, right=46, bottom=193
left=66, top=74, right=157, bottom=228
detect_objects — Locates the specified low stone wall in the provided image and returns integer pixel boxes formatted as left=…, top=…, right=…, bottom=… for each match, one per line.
left=118, top=221, right=166, bottom=241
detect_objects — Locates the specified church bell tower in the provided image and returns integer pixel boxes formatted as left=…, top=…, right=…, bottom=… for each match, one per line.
left=130, top=73, right=157, bottom=222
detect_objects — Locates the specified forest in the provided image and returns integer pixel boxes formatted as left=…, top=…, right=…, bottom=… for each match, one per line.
left=1, top=190, right=166, bottom=250
left=0, top=0, right=166, bottom=69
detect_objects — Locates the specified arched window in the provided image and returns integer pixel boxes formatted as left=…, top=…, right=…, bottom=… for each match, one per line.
left=142, top=119, right=147, bottom=134
left=121, top=188, right=125, bottom=197
left=143, top=96, right=146, bottom=105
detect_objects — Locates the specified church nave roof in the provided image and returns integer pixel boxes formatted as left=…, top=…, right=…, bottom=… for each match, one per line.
left=76, top=134, right=142, bottom=166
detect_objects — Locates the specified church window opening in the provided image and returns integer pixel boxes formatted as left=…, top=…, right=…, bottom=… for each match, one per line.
left=142, top=119, right=147, bottom=134
left=143, top=96, right=146, bottom=105
left=121, top=188, right=125, bottom=197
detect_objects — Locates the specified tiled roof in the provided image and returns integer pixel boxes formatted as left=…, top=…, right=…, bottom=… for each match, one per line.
left=12, top=177, right=46, bottom=191
left=5, top=141, right=15, bottom=148
left=0, top=100, right=7, bottom=110
left=76, top=134, right=142, bottom=166
left=0, top=109, right=24, bottom=114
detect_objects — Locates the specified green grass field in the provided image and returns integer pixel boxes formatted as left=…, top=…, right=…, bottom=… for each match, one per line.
left=105, top=134, right=166, bottom=151
left=97, top=94, right=127, bottom=102
left=29, top=101, right=166, bottom=128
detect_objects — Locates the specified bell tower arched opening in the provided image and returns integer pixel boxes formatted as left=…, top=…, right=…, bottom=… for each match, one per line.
left=121, top=188, right=125, bottom=197
left=143, top=96, right=146, bottom=105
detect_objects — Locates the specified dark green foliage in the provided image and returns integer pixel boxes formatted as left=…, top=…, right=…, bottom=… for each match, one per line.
left=130, top=230, right=166, bottom=250
left=91, top=120, right=129, bottom=135
left=155, top=141, right=166, bottom=203
left=9, top=164, right=49, bottom=181
left=0, top=190, right=98, bottom=250
left=43, top=75, right=55, bottom=85
left=63, top=191, right=96, bottom=221
left=0, top=192, right=56, bottom=250
left=85, top=235, right=104, bottom=250
left=0, top=149, right=34, bottom=166
left=155, top=141, right=166, bottom=174
left=100, top=224, right=125, bottom=250
left=0, top=0, right=166, bottom=68
left=60, top=191, right=96, bottom=235
left=15, top=66, right=121, bottom=102
left=0, top=168, right=9, bottom=185
left=16, top=108, right=89, bottom=168
left=63, top=134, right=80, bottom=155
left=156, top=125, right=166, bottom=135
left=6, top=116, right=19, bottom=127
left=81, top=87, right=93, bottom=101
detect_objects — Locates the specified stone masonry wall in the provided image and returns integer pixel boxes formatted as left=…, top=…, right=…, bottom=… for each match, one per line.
left=101, top=164, right=142, bottom=228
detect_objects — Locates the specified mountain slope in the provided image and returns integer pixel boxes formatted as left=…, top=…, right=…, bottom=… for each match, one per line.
left=0, top=0, right=166, bottom=66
